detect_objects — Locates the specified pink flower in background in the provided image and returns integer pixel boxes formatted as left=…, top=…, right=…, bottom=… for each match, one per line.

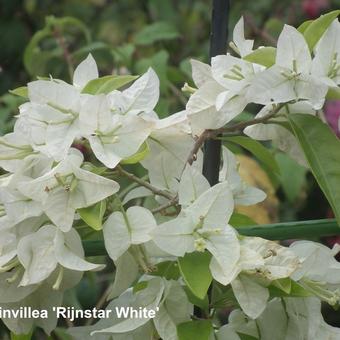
left=302, top=0, right=329, bottom=18
left=324, top=100, right=340, bottom=137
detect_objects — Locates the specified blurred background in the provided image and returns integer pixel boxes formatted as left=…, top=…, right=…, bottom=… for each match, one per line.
left=1, top=0, right=340, bottom=337
left=1, top=0, right=340, bottom=223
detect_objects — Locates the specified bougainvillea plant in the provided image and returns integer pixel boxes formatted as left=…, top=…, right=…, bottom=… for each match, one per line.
left=2, top=10, right=340, bottom=340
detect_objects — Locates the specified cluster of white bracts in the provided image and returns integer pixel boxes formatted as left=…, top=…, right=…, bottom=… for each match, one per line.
left=1, top=15, right=340, bottom=339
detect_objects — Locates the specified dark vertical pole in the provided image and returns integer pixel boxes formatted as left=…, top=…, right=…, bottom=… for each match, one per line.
left=202, top=0, right=230, bottom=185
left=195, top=0, right=229, bottom=319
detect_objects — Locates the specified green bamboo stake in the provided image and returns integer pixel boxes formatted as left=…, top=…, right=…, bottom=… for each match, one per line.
left=236, top=218, right=339, bottom=240
left=83, top=219, right=340, bottom=256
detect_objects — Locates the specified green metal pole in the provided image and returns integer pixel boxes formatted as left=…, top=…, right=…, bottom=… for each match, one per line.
left=83, top=219, right=340, bottom=256
left=236, top=218, right=339, bottom=240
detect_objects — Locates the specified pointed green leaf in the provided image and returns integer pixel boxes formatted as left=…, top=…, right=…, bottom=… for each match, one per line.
left=178, top=252, right=212, bottom=299
left=272, top=278, right=292, bottom=294
left=184, top=286, right=209, bottom=312
left=120, top=142, right=149, bottom=165
left=149, top=261, right=180, bottom=280
left=211, top=284, right=238, bottom=309
left=297, top=20, right=313, bottom=33
left=303, top=10, right=340, bottom=50
left=23, top=27, right=52, bottom=76
left=82, top=75, right=138, bottom=94
left=9, top=86, right=28, bottom=98
left=269, top=279, right=312, bottom=298
left=78, top=200, right=106, bottom=231
left=133, top=280, right=148, bottom=293
left=275, top=153, right=307, bottom=203
left=288, top=114, right=340, bottom=224
left=134, top=21, right=180, bottom=45
left=290, top=280, right=314, bottom=297
left=230, top=213, right=257, bottom=228
left=177, top=320, right=213, bottom=340
left=243, top=47, right=276, bottom=67
left=223, top=135, right=280, bottom=175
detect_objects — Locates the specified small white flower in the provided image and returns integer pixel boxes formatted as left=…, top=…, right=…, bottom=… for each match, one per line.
left=153, top=182, right=240, bottom=285
left=103, top=206, right=157, bottom=261
left=17, top=149, right=119, bottom=231
left=247, top=25, right=329, bottom=109
left=17, top=224, right=103, bottom=286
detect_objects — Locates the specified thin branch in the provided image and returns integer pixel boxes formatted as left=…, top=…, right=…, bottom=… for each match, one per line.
left=186, top=130, right=213, bottom=166
left=182, top=103, right=284, bottom=171
left=117, top=166, right=174, bottom=201
left=168, top=81, right=188, bottom=106
left=117, top=104, right=282, bottom=215
left=151, top=196, right=179, bottom=214
left=216, top=103, right=284, bottom=134
left=118, top=175, right=148, bottom=200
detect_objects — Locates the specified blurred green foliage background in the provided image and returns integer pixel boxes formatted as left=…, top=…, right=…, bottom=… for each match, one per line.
left=1, top=0, right=339, bottom=121
left=1, top=0, right=339, bottom=216
left=1, top=0, right=340, bottom=338
left=1, top=0, right=340, bottom=231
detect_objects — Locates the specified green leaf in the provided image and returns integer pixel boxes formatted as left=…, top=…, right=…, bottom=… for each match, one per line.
left=46, top=16, right=91, bottom=43
left=72, top=42, right=110, bottom=58
left=269, top=279, right=312, bottom=298
left=112, top=44, right=135, bottom=67
left=264, top=18, right=284, bottom=39
left=23, top=27, right=52, bottom=76
left=135, top=50, right=169, bottom=94
left=11, top=331, right=33, bottom=340
left=178, top=252, right=212, bottom=299
left=288, top=114, right=340, bottom=224
left=134, top=21, right=180, bottom=45
left=272, top=278, right=292, bottom=294
left=133, top=280, right=148, bottom=293
left=211, top=285, right=237, bottom=309
left=177, top=320, right=213, bottom=340
left=223, top=135, right=280, bottom=175
left=78, top=200, right=106, bottom=231
left=149, top=261, right=180, bottom=280
left=303, top=10, right=340, bottom=50
left=326, top=87, right=340, bottom=100
left=290, top=281, right=313, bottom=297
left=297, top=20, right=313, bottom=33
left=24, top=16, right=91, bottom=77
left=243, top=47, right=276, bottom=67
left=82, top=75, right=138, bottom=94
left=275, top=153, right=307, bottom=203
left=120, top=142, right=149, bottom=165
left=9, top=86, right=28, bottom=98
left=184, top=286, right=209, bottom=312
left=230, top=212, right=257, bottom=228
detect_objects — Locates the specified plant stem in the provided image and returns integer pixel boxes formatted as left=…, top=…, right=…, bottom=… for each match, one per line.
left=217, top=103, right=284, bottom=134
left=151, top=196, right=179, bottom=214
left=116, top=166, right=174, bottom=201
left=184, top=103, right=284, bottom=171
left=118, top=175, right=148, bottom=200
